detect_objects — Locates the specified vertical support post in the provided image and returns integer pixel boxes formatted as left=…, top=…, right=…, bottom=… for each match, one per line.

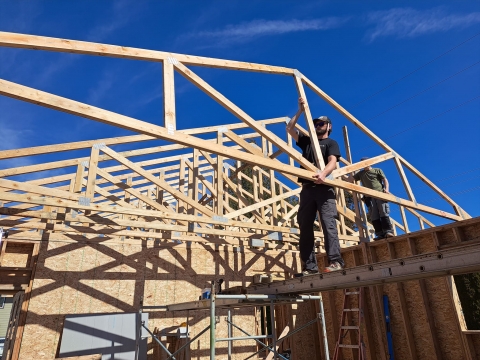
left=85, top=145, right=100, bottom=200
left=400, top=206, right=409, bottom=234
left=73, top=163, right=85, bottom=193
left=163, top=60, right=176, bottom=131
left=319, top=293, right=330, bottom=360
left=270, top=300, right=277, bottom=359
left=210, top=280, right=216, bottom=360
left=342, top=126, right=367, bottom=240
left=216, top=131, right=224, bottom=216
left=227, top=309, right=232, bottom=360
left=394, top=157, right=421, bottom=230
left=179, top=157, right=186, bottom=214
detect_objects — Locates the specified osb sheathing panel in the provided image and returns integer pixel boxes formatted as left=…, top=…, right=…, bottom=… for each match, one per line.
left=471, top=333, right=480, bottom=358
left=463, top=222, right=480, bottom=242
left=19, top=241, right=308, bottom=360
left=423, top=277, right=465, bottom=359
left=316, top=233, right=470, bottom=360
left=2, top=243, right=33, bottom=267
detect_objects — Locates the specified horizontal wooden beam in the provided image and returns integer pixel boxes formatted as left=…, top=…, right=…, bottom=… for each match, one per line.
left=0, top=31, right=294, bottom=74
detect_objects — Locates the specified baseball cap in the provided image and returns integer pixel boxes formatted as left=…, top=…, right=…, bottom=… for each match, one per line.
left=313, top=115, right=331, bottom=123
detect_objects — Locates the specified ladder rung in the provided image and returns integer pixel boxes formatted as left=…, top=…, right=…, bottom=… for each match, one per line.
left=341, top=326, right=359, bottom=329
left=339, top=344, right=360, bottom=348
left=346, top=291, right=360, bottom=295
left=344, top=308, right=360, bottom=311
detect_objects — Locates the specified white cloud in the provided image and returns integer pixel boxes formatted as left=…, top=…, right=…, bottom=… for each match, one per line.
left=366, top=7, right=480, bottom=41
left=180, top=17, right=350, bottom=47
left=86, top=0, right=141, bottom=42
left=87, top=71, right=115, bottom=105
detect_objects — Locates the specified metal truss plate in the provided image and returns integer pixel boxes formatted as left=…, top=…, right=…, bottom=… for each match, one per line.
left=212, top=215, right=228, bottom=223
left=250, top=239, right=265, bottom=247
left=93, top=143, right=106, bottom=150
left=78, top=197, right=90, bottom=206
left=268, top=232, right=283, bottom=241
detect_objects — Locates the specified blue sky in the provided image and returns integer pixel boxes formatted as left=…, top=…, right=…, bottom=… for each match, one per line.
left=0, top=0, right=479, bottom=226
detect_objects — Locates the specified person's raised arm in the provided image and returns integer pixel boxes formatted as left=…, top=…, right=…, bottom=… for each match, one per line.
left=286, top=97, right=305, bottom=143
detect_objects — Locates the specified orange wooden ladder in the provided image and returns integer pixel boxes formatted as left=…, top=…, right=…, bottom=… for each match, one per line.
left=333, top=288, right=366, bottom=360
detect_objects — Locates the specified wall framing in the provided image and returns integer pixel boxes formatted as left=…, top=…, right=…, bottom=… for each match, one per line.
left=0, top=32, right=478, bottom=359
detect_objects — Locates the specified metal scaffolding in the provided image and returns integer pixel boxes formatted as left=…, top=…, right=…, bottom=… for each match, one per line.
left=141, top=281, right=330, bottom=360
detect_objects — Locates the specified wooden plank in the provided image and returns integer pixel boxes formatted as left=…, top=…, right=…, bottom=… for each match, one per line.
left=216, top=131, right=224, bottom=216
left=100, top=146, right=215, bottom=217
left=172, top=61, right=317, bottom=172
left=341, top=126, right=368, bottom=240
left=225, top=188, right=301, bottom=219
left=163, top=60, right=176, bottom=130
left=0, top=178, right=81, bottom=202
left=85, top=145, right=100, bottom=200
left=0, top=78, right=462, bottom=220
left=293, top=73, right=325, bottom=169
left=331, top=152, right=395, bottom=179
left=302, top=74, right=470, bottom=218
left=0, top=31, right=294, bottom=74
left=0, top=118, right=285, bottom=161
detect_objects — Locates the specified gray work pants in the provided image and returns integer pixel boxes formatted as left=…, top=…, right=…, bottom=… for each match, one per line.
left=369, top=198, right=390, bottom=221
left=297, top=184, right=344, bottom=271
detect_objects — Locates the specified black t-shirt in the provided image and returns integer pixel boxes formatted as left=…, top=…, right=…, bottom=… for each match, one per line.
left=296, top=133, right=341, bottom=184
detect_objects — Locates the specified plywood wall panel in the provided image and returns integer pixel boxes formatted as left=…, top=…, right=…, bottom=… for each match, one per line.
left=75, top=244, right=99, bottom=314
left=402, top=279, right=435, bottom=359
left=2, top=243, right=33, bottom=267
left=17, top=222, right=478, bottom=360
left=19, top=241, right=69, bottom=360
left=423, top=277, right=465, bottom=359
left=463, top=222, right=480, bottom=242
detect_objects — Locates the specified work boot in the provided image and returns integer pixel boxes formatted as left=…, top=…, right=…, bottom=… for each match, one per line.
left=323, top=262, right=344, bottom=273
left=294, top=269, right=319, bottom=277
left=372, top=219, right=384, bottom=240
left=380, top=216, right=394, bottom=238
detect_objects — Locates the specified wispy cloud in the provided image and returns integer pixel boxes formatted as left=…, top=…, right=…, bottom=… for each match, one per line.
left=180, top=17, right=350, bottom=47
left=87, top=71, right=115, bottom=105
left=366, top=7, right=480, bottom=41
left=86, top=0, right=141, bottom=42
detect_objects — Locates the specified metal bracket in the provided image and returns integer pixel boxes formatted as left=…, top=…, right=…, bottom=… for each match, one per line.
left=250, top=239, right=265, bottom=247
left=268, top=232, right=283, bottom=241
left=217, top=126, right=228, bottom=133
left=290, top=228, right=299, bottom=234
left=167, top=57, right=179, bottom=65
left=81, top=160, right=89, bottom=167
left=93, top=143, right=106, bottom=150
left=212, top=215, right=228, bottom=223
left=78, top=197, right=91, bottom=206
left=167, top=123, right=175, bottom=135
left=293, top=69, right=303, bottom=78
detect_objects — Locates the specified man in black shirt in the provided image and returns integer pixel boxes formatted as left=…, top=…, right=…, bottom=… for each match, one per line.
left=286, top=98, right=345, bottom=276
